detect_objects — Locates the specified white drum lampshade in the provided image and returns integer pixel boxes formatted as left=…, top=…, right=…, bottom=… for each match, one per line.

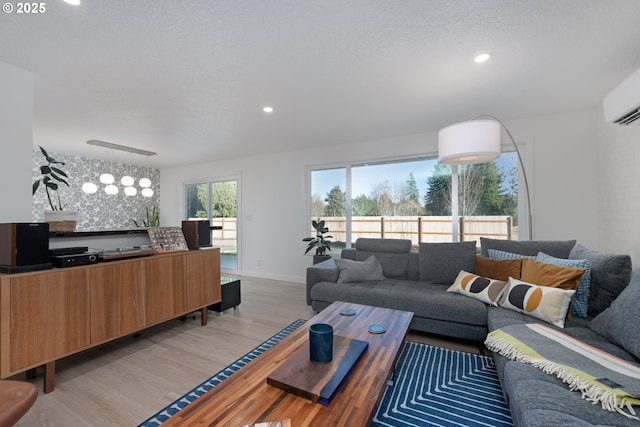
left=438, top=120, right=501, bottom=165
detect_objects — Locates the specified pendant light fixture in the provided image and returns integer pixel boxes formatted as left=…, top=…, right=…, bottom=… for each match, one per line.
left=139, top=154, right=152, bottom=189
left=121, top=152, right=135, bottom=186
left=82, top=144, right=98, bottom=194
left=86, top=140, right=156, bottom=197
left=99, top=148, right=115, bottom=185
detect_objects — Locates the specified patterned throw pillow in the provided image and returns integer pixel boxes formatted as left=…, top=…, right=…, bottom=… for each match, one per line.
left=498, top=277, right=576, bottom=328
left=447, top=270, right=508, bottom=305
left=536, top=252, right=591, bottom=318
left=487, top=249, right=535, bottom=260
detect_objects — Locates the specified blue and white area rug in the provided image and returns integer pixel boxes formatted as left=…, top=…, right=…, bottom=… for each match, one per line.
left=139, top=320, right=512, bottom=427
left=372, top=341, right=512, bottom=426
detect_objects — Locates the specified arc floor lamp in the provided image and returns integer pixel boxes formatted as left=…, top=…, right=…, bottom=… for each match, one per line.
left=438, top=115, right=533, bottom=240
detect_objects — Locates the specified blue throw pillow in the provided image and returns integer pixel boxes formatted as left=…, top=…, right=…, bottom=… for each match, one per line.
left=536, top=252, right=591, bottom=318
left=487, top=249, right=535, bottom=260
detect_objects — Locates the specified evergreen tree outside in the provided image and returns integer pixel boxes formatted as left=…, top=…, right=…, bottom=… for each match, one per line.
left=405, top=173, right=420, bottom=203
left=212, top=181, right=237, bottom=218
left=324, top=185, right=346, bottom=216
left=424, top=163, right=452, bottom=215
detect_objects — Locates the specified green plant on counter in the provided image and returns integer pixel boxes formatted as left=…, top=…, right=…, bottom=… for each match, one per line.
left=32, top=146, right=69, bottom=211
left=133, top=206, right=160, bottom=228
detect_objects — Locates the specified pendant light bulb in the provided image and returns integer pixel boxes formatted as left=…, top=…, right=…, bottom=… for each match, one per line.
left=100, top=173, right=114, bottom=185
left=139, top=177, right=151, bottom=188
left=124, top=186, right=137, bottom=196
left=141, top=187, right=154, bottom=197
left=105, top=184, right=119, bottom=195
left=82, top=182, right=98, bottom=194
left=121, top=175, right=134, bottom=186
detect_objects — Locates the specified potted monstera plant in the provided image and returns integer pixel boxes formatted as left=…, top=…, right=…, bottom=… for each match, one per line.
left=303, top=218, right=333, bottom=264
left=32, top=146, right=78, bottom=232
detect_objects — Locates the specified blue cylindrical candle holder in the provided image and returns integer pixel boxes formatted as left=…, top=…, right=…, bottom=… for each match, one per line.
left=309, top=323, right=333, bottom=364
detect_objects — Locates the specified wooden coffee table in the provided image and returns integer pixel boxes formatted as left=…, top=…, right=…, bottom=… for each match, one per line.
left=160, top=301, right=413, bottom=427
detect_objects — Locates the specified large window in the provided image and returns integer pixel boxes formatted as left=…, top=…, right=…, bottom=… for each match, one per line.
left=185, top=179, right=238, bottom=270
left=309, top=153, right=520, bottom=249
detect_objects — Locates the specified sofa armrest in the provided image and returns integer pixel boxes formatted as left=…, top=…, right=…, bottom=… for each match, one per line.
left=306, top=258, right=339, bottom=305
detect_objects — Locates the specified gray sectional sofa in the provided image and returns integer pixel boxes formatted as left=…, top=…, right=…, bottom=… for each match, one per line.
left=305, top=237, right=639, bottom=426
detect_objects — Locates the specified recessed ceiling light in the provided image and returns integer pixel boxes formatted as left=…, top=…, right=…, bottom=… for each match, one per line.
left=263, top=106, right=274, bottom=113
left=63, top=0, right=81, bottom=5
left=474, top=52, right=492, bottom=64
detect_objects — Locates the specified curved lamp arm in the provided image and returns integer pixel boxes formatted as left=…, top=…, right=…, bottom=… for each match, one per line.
left=472, top=115, right=533, bottom=240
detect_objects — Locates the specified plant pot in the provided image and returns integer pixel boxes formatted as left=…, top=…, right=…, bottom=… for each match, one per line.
left=44, top=210, right=79, bottom=232
left=313, top=255, right=331, bottom=265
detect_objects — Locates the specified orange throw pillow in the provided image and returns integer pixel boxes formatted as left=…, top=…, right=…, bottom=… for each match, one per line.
left=520, top=258, right=585, bottom=320
left=520, top=258, right=585, bottom=291
left=475, top=256, right=522, bottom=281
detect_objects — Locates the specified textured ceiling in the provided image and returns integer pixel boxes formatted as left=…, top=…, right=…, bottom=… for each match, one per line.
left=2, top=0, right=640, bottom=167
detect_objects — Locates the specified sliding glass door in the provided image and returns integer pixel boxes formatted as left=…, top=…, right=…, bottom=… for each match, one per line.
left=185, top=178, right=239, bottom=271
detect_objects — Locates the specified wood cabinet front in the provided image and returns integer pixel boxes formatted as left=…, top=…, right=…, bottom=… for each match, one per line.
left=90, top=260, right=146, bottom=344
left=145, top=254, right=187, bottom=325
left=8, top=269, right=90, bottom=372
left=0, top=249, right=221, bottom=389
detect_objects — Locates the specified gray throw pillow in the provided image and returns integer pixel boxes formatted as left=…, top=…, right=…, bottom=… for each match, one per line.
left=589, top=268, right=640, bottom=360
left=419, top=241, right=477, bottom=284
left=334, top=255, right=386, bottom=283
left=569, top=243, right=632, bottom=317
left=480, top=237, right=576, bottom=258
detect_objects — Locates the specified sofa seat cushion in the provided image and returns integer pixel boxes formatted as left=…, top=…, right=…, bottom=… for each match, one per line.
left=310, top=279, right=488, bottom=326
left=502, top=360, right=639, bottom=426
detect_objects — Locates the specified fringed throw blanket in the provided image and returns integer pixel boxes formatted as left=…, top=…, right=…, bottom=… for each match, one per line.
left=485, top=323, right=640, bottom=420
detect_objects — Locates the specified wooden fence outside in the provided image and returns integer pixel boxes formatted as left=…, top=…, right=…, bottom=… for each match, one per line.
left=311, top=216, right=515, bottom=247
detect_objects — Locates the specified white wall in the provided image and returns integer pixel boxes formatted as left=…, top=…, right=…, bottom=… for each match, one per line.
left=0, top=61, right=33, bottom=222
left=597, top=107, right=640, bottom=267
left=161, top=108, right=601, bottom=283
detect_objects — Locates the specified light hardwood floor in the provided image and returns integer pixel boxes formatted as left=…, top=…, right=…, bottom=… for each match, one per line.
left=13, top=275, right=481, bottom=426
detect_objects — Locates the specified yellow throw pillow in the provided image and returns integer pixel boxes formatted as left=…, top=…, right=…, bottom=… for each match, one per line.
left=447, top=270, right=508, bottom=305
left=475, top=256, right=522, bottom=281
left=498, top=277, right=576, bottom=328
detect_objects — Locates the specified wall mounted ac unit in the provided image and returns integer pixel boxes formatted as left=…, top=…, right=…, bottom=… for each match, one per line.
left=603, top=67, right=640, bottom=125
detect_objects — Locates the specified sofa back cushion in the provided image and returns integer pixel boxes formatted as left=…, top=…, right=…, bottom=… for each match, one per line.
left=355, top=238, right=411, bottom=253
left=340, top=238, right=413, bottom=280
left=355, top=251, right=409, bottom=279
left=569, top=243, right=632, bottom=317
left=480, top=237, right=576, bottom=259
left=418, top=241, right=477, bottom=284
left=589, top=268, right=640, bottom=360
